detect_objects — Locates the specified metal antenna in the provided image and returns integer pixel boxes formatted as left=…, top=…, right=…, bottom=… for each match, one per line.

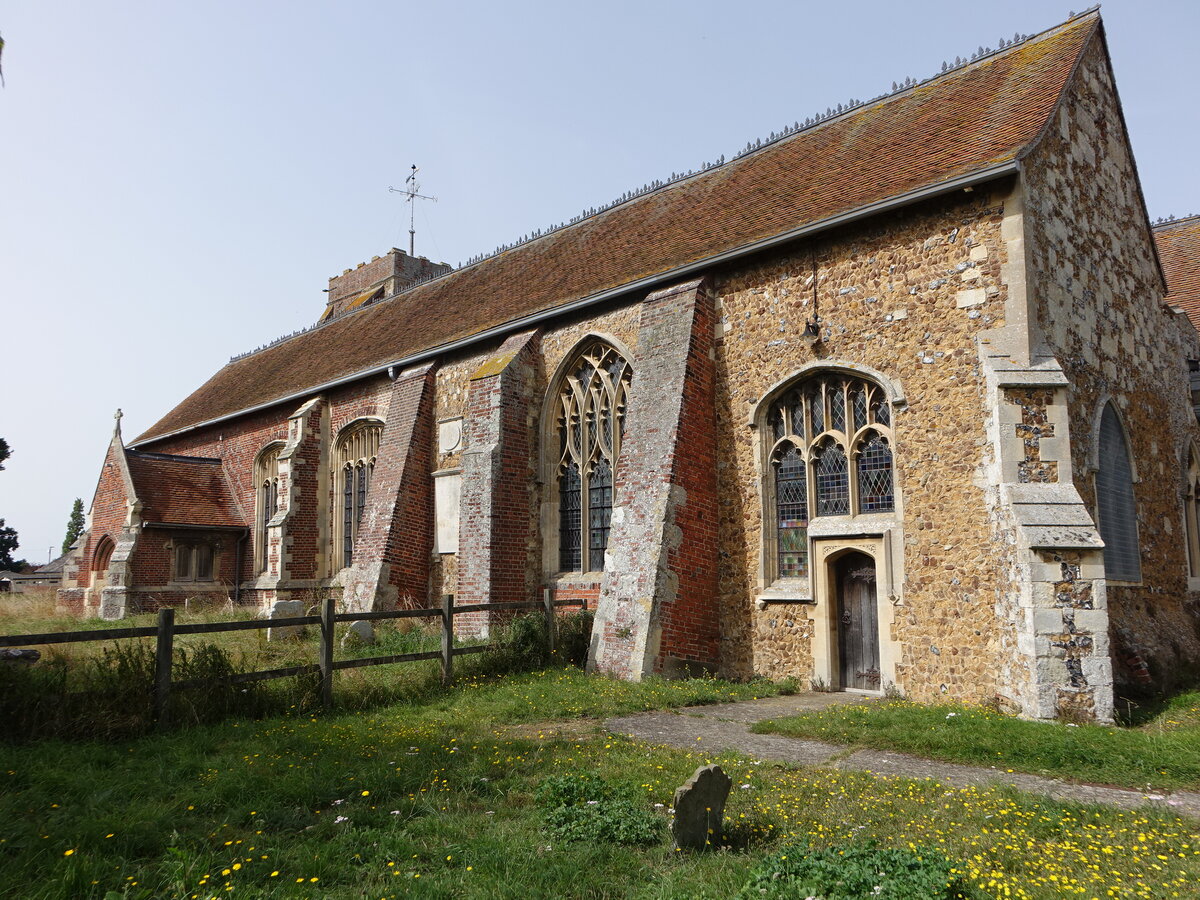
left=389, top=164, right=437, bottom=256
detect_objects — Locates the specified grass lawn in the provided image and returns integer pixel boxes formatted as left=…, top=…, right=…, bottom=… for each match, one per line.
left=753, top=695, right=1200, bottom=792
left=2, top=670, right=1198, bottom=900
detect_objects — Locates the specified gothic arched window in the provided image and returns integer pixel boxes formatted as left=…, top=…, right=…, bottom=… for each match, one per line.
left=765, top=372, right=895, bottom=579
left=1096, top=403, right=1140, bottom=582
left=1184, top=448, right=1200, bottom=579
left=254, top=443, right=283, bottom=574
left=553, top=341, right=632, bottom=573
left=333, top=420, right=382, bottom=570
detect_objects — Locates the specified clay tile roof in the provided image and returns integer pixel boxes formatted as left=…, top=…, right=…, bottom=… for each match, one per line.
left=1155, top=216, right=1200, bottom=334
left=126, top=451, right=245, bottom=528
left=135, top=14, right=1098, bottom=445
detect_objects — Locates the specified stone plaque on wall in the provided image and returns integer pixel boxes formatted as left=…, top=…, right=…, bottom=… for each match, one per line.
left=438, top=418, right=463, bottom=454
left=434, top=470, right=461, bottom=554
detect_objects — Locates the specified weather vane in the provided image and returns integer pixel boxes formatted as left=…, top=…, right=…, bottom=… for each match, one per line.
left=389, top=165, right=437, bottom=257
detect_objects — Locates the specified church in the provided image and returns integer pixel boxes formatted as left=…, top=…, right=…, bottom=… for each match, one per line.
left=58, top=10, right=1200, bottom=722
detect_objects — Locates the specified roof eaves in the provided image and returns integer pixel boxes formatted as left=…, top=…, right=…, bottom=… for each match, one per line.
left=130, top=158, right=1019, bottom=448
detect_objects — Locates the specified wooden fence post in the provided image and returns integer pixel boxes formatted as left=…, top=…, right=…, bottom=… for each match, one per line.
left=153, top=607, right=175, bottom=730
left=544, top=588, right=557, bottom=658
left=441, top=594, right=454, bottom=686
left=319, top=597, right=335, bottom=709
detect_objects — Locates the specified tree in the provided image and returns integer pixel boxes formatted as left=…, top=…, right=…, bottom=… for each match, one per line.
left=0, top=519, right=18, bottom=570
left=0, top=438, right=19, bottom=569
left=62, top=498, right=85, bottom=555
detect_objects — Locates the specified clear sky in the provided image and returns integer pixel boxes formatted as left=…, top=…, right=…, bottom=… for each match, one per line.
left=2, top=0, right=1197, bottom=566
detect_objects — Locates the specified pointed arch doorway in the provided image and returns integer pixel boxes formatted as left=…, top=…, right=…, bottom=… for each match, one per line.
left=811, top=538, right=897, bottom=694
left=835, top=551, right=880, bottom=691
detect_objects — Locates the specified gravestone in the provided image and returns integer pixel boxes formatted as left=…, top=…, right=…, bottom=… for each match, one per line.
left=267, top=600, right=306, bottom=641
left=342, top=619, right=375, bottom=648
left=0, top=648, right=40, bottom=665
left=671, top=764, right=732, bottom=850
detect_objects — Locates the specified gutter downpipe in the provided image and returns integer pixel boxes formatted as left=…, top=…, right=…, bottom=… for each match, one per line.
left=130, top=161, right=1018, bottom=450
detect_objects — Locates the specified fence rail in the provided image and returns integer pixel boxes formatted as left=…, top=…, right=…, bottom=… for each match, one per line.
left=0, top=593, right=588, bottom=729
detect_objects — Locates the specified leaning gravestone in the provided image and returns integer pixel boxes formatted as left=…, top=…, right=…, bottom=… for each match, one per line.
left=671, top=764, right=732, bottom=850
left=341, top=619, right=375, bottom=648
left=267, top=600, right=306, bottom=641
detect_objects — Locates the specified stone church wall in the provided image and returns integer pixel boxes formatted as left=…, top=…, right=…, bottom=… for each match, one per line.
left=713, top=188, right=1016, bottom=703
left=1020, top=35, right=1200, bottom=688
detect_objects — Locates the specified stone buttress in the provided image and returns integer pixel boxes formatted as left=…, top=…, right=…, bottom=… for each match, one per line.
left=590, top=279, right=721, bottom=679
left=981, top=181, right=1111, bottom=722
left=341, top=364, right=438, bottom=612
left=258, top=397, right=330, bottom=600
left=456, top=330, right=542, bottom=635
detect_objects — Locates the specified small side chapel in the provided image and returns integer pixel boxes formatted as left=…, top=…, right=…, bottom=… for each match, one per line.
left=60, top=11, right=1200, bottom=721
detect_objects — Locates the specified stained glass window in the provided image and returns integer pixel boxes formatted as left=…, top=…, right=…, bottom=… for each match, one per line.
left=775, top=444, right=808, bottom=577
left=764, top=372, right=897, bottom=580
left=555, top=342, right=632, bottom=572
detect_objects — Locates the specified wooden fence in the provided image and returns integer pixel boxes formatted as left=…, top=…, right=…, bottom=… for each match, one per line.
left=0, top=593, right=587, bottom=729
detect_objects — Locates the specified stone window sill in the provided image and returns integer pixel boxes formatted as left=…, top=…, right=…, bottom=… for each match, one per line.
left=756, top=579, right=814, bottom=609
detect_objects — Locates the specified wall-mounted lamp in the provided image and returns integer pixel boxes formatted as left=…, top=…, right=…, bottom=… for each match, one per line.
left=802, top=317, right=822, bottom=342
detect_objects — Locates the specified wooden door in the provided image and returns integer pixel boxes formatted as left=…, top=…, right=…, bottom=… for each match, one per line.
left=836, top=552, right=880, bottom=690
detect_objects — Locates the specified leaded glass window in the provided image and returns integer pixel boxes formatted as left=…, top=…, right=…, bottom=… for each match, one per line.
left=333, top=420, right=381, bottom=571
left=814, top=440, right=850, bottom=516
left=775, top=444, right=809, bottom=577
left=554, top=341, right=632, bottom=573
left=255, top=443, right=283, bottom=574
left=857, top=433, right=894, bottom=513
left=559, top=463, right=582, bottom=571
left=763, top=371, right=897, bottom=581
left=1096, top=404, right=1140, bottom=582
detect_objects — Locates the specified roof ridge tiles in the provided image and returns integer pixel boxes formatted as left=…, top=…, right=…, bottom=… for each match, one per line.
left=1153, top=213, right=1200, bottom=230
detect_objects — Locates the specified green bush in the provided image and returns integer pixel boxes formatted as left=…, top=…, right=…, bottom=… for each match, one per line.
left=543, top=799, right=664, bottom=846
left=535, top=773, right=613, bottom=808
left=734, top=842, right=963, bottom=900
left=536, top=773, right=664, bottom=846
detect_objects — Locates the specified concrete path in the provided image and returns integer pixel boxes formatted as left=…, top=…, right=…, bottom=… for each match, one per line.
left=605, top=693, right=1200, bottom=819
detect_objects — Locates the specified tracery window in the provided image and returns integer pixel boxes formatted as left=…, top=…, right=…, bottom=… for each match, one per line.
left=1184, top=449, right=1200, bottom=579
left=553, top=341, right=632, bottom=573
left=254, top=443, right=283, bottom=574
left=1096, top=403, right=1140, bottom=582
left=766, top=373, right=895, bottom=579
left=333, top=420, right=382, bottom=570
